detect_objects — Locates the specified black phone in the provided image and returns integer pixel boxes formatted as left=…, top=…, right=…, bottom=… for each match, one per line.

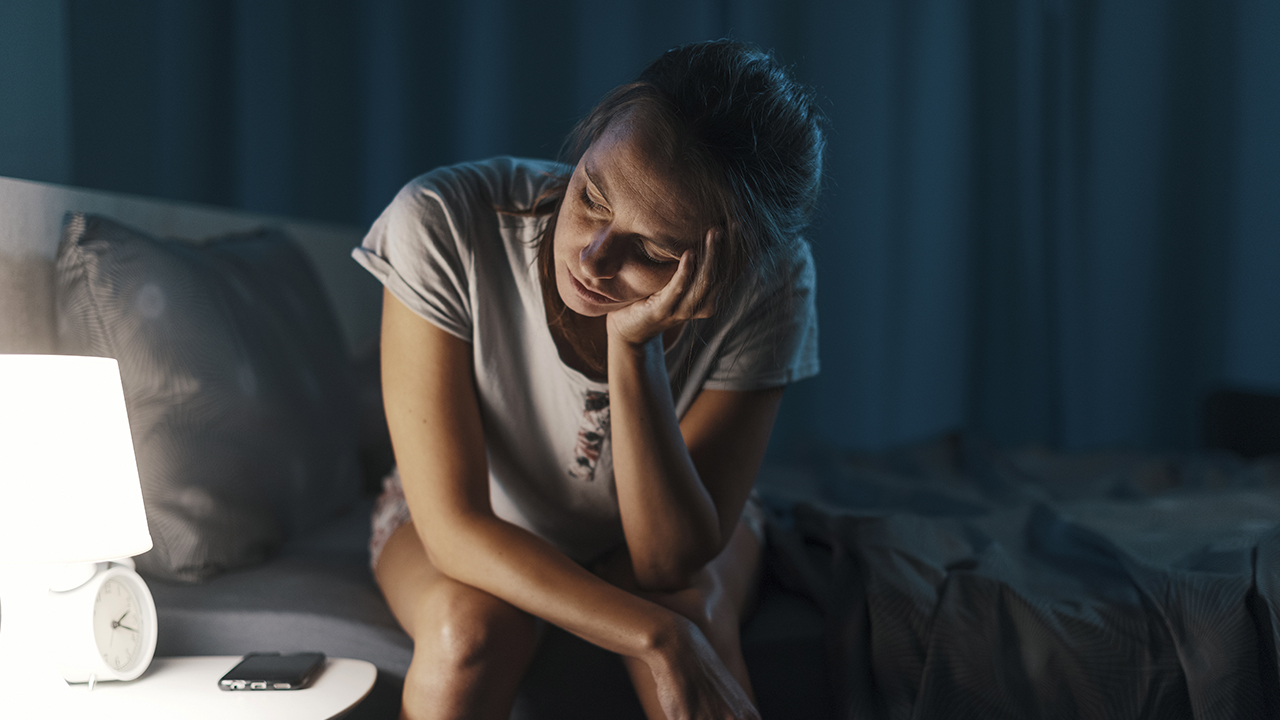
left=218, top=652, right=326, bottom=691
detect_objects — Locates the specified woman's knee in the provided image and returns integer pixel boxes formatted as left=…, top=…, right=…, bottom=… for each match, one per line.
left=414, top=581, right=537, bottom=672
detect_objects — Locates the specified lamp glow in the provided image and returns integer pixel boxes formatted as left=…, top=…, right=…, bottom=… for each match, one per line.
left=0, top=354, right=152, bottom=712
left=0, top=354, right=152, bottom=563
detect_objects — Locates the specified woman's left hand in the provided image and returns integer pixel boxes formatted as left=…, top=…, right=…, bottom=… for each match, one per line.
left=607, top=228, right=719, bottom=346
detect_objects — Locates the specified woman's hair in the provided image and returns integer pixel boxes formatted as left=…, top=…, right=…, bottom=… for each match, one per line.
left=535, top=39, right=825, bottom=373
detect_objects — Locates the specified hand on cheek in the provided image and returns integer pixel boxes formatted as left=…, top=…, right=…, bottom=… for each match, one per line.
left=606, top=228, right=719, bottom=347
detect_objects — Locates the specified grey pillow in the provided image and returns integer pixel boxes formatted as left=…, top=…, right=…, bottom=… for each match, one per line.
left=55, top=213, right=362, bottom=583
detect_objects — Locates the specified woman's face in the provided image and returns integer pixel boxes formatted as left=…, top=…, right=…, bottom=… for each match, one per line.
left=553, top=120, right=703, bottom=318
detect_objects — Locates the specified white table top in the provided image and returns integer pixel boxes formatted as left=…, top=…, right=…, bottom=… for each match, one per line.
left=65, top=655, right=378, bottom=720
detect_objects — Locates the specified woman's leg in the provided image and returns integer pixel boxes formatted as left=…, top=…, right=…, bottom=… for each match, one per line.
left=376, top=521, right=540, bottom=720
left=598, top=516, right=764, bottom=720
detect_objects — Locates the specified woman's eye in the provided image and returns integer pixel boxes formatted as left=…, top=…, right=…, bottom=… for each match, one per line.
left=580, top=187, right=606, bottom=213
left=637, top=244, right=677, bottom=266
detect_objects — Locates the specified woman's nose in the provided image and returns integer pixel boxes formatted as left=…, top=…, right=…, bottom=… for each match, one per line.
left=580, top=229, right=621, bottom=279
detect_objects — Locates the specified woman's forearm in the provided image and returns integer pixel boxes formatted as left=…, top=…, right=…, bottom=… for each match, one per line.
left=413, top=501, right=682, bottom=664
left=607, top=332, right=723, bottom=589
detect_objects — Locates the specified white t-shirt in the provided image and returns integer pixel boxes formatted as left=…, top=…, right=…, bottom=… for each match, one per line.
left=353, top=157, right=819, bottom=563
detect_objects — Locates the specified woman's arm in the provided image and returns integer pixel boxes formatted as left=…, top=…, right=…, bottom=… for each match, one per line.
left=606, top=230, right=785, bottom=591
left=608, top=336, right=782, bottom=591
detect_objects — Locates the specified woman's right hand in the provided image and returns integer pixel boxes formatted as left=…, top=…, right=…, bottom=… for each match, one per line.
left=648, top=616, right=760, bottom=720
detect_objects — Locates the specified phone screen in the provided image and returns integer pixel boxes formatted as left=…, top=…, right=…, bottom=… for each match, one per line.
left=218, top=652, right=326, bottom=690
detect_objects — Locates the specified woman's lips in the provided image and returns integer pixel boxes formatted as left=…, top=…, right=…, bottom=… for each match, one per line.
left=569, top=271, right=617, bottom=304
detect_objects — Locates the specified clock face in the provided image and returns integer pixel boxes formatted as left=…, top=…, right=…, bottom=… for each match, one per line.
left=92, top=577, right=145, bottom=672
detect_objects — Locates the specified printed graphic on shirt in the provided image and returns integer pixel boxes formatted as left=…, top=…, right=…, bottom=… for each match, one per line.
left=569, top=391, right=610, bottom=482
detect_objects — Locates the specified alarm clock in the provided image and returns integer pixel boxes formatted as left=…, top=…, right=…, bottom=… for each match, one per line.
left=47, top=559, right=158, bottom=684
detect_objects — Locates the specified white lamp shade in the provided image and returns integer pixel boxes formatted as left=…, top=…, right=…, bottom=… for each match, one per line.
left=0, top=354, right=152, bottom=564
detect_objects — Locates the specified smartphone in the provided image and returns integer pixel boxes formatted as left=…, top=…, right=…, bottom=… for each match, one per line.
left=218, top=652, right=326, bottom=691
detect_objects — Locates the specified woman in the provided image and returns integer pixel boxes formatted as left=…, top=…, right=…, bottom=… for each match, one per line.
left=354, top=40, right=824, bottom=720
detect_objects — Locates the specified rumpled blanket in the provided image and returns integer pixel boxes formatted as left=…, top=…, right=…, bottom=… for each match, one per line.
left=760, top=435, right=1280, bottom=719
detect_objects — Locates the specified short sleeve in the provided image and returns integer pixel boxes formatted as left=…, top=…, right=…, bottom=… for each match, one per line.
left=352, top=177, right=473, bottom=341
left=701, top=243, right=820, bottom=391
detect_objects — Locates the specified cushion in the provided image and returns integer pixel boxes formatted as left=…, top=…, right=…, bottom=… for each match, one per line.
left=54, top=213, right=362, bottom=583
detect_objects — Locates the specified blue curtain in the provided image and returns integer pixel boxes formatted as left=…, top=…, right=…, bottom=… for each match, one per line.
left=54, top=0, right=1280, bottom=456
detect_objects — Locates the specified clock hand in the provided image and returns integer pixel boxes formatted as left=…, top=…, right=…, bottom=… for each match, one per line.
left=118, top=623, right=139, bottom=633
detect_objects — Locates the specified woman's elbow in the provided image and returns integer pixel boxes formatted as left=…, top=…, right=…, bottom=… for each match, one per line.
left=416, top=513, right=483, bottom=580
left=630, top=545, right=717, bottom=593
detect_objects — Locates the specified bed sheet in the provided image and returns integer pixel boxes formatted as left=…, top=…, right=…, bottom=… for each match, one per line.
left=759, top=434, right=1280, bottom=719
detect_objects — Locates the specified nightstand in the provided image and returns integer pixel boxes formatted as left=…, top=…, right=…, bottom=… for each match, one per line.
left=68, top=655, right=377, bottom=719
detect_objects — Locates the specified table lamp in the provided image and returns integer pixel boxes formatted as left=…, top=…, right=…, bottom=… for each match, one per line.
left=0, top=354, right=153, bottom=712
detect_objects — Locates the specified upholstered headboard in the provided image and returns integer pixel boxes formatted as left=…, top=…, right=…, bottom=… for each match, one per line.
left=0, top=174, right=379, bottom=354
